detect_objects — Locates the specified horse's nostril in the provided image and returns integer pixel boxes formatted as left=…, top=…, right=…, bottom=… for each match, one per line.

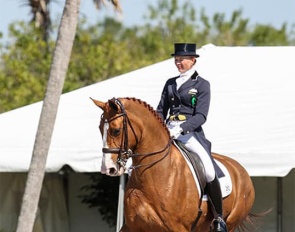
left=109, top=167, right=117, bottom=175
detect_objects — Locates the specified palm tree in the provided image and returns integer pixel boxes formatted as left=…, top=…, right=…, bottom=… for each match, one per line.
left=16, top=1, right=122, bottom=231
left=16, top=0, right=80, bottom=231
left=25, top=0, right=121, bottom=42
left=27, top=0, right=51, bottom=41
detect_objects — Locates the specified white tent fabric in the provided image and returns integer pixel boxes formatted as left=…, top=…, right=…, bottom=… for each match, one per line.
left=0, top=44, right=295, bottom=177
left=0, top=173, right=69, bottom=232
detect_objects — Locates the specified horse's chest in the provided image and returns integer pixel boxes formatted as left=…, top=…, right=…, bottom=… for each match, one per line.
left=124, top=189, right=170, bottom=229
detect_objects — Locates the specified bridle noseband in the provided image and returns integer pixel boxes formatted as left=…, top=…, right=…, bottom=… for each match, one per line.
left=102, top=98, right=172, bottom=170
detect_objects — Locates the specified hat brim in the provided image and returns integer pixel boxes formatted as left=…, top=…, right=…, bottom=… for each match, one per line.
left=171, top=52, right=200, bottom=58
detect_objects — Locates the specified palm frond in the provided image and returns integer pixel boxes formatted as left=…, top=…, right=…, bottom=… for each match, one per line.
left=93, top=0, right=122, bottom=12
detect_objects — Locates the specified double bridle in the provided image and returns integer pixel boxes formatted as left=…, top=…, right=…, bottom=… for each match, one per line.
left=102, top=98, right=172, bottom=170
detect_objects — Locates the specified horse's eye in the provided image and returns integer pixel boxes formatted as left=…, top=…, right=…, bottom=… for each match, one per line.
left=111, top=128, right=121, bottom=137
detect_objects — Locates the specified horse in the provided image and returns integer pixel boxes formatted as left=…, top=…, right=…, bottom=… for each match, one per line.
left=91, top=97, right=256, bottom=232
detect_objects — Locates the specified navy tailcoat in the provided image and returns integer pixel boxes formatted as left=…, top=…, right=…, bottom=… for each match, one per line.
left=156, top=71, right=212, bottom=155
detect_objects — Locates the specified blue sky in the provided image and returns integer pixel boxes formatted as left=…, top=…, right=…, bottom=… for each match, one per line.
left=1, top=0, right=295, bottom=42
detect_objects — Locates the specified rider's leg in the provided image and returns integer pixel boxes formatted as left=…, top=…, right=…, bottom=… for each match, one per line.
left=206, top=176, right=228, bottom=232
left=178, top=133, right=228, bottom=232
left=178, top=133, right=215, bottom=181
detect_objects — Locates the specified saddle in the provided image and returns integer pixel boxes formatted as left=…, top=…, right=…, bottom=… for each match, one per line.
left=174, top=140, right=227, bottom=193
left=174, top=140, right=207, bottom=192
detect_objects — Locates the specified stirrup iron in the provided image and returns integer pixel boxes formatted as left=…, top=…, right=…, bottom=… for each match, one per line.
left=210, top=217, right=228, bottom=232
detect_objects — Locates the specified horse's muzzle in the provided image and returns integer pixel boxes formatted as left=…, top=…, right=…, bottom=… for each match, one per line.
left=102, top=164, right=125, bottom=176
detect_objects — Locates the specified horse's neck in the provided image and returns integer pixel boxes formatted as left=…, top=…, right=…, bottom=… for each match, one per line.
left=132, top=119, right=172, bottom=173
left=132, top=141, right=170, bottom=173
left=130, top=145, right=187, bottom=192
left=126, top=101, right=172, bottom=174
left=130, top=151, right=171, bottom=182
left=128, top=103, right=169, bottom=154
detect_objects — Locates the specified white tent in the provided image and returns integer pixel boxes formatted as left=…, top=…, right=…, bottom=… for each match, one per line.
left=0, top=45, right=295, bottom=231
left=1, top=44, right=294, bottom=176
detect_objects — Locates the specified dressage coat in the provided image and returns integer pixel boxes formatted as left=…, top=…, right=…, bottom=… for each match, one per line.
left=156, top=71, right=212, bottom=155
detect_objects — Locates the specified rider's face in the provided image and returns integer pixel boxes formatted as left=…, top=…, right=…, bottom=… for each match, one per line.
left=174, top=56, right=196, bottom=73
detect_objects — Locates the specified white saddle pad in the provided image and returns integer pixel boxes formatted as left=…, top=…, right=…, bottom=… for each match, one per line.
left=177, top=145, right=233, bottom=200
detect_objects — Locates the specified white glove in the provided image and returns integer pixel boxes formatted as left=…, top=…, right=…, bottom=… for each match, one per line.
left=169, top=125, right=183, bottom=138
left=126, top=158, right=133, bottom=177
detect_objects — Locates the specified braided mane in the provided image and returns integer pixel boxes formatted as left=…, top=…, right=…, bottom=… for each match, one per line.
left=123, top=97, right=170, bottom=135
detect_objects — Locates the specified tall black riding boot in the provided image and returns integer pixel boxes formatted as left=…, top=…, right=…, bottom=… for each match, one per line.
left=206, top=176, right=228, bottom=232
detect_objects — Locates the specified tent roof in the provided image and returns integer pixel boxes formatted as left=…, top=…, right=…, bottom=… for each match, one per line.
left=1, top=44, right=295, bottom=177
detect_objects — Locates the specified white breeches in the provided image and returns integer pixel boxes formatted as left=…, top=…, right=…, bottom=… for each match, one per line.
left=168, top=121, right=216, bottom=182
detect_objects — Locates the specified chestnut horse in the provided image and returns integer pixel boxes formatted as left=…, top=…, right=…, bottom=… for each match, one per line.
left=91, top=97, right=255, bottom=232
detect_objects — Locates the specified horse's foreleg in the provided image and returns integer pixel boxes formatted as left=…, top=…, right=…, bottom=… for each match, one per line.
left=119, top=223, right=129, bottom=232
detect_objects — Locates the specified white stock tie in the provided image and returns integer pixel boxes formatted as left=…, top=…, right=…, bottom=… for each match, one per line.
left=176, top=69, right=195, bottom=90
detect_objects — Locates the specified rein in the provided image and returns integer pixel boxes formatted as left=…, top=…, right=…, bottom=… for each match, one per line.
left=102, top=98, right=172, bottom=169
left=129, top=139, right=172, bottom=170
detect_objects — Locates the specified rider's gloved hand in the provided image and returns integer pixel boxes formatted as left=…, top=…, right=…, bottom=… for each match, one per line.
left=168, top=125, right=183, bottom=138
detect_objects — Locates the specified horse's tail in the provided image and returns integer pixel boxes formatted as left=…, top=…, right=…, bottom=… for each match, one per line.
left=236, top=209, right=272, bottom=232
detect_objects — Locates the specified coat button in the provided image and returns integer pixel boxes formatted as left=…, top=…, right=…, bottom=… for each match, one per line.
left=171, top=98, right=174, bottom=100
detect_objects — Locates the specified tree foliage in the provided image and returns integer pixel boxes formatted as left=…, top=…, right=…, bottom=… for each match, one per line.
left=1, top=0, right=293, bottom=113
left=79, top=174, right=120, bottom=227
left=0, top=22, right=52, bottom=111
left=23, top=0, right=122, bottom=42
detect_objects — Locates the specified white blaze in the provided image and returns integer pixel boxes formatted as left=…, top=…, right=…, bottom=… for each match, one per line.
left=101, top=121, right=117, bottom=175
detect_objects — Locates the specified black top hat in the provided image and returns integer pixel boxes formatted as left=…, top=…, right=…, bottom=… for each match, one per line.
left=171, top=43, right=200, bottom=57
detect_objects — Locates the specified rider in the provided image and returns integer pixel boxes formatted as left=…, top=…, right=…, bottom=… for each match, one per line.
left=156, top=43, right=228, bottom=232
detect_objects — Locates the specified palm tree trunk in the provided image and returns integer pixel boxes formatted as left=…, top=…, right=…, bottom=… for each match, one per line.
left=16, top=0, right=81, bottom=231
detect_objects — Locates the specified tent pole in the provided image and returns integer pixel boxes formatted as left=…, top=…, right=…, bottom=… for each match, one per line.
left=116, top=174, right=125, bottom=232
left=277, top=177, right=283, bottom=232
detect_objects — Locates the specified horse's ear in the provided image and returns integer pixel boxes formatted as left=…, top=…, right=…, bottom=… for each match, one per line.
left=90, top=97, right=105, bottom=110
left=108, top=98, right=120, bottom=112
